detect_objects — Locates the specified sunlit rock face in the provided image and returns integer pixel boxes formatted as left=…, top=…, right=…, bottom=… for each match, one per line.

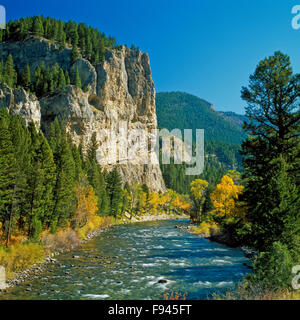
left=0, top=83, right=41, bottom=129
left=0, top=38, right=165, bottom=192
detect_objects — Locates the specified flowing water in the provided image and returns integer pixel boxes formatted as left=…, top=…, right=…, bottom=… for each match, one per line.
left=1, top=219, right=251, bottom=300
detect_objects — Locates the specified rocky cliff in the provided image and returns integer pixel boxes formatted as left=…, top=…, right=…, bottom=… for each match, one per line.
left=0, top=37, right=166, bottom=192
left=0, top=83, right=41, bottom=128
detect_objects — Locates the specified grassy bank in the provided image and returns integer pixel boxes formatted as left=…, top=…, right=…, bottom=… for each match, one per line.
left=215, top=283, right=300, bottom=300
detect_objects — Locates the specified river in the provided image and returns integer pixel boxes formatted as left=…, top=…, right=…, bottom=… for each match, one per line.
left=1, top=219, right=251, bottom=300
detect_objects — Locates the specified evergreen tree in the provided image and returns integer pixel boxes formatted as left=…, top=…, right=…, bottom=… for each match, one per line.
left=87, top=132, right=98, bottom=163
left=72, top=44, right=79, bottom=63
left=26, top=122, right=45, bottom=237
left=106, top=168, right=122, bottom=219
left=51, top=128, right=76, bottom=231
left=260, top=157, right=300, bottom=257
left=21, top=64, right=31, bottom=91
left=51, top=20, right=59, bottom=40
left=74, top=66, right=81, bottom=89
left=0, top=113, right=16, bottom=246
left=65, top=70, right=71, bottom=85
left=85, top=132, right=109, bottom=216
left=33, top=16, right=44, bottom=36
left=4, top=54, right=17, bottom=88
left=8, top=115, right=31, bottom=232
left=37, top=134, right=56, bottom=229
left=58, top=68, right=66, bottom=89
left=57, top=21, right=66, bottom=47
left=47, top=118, right=62, bottom=154
left=240, top=51, right=300, bottom=253
left=71, top=144, right=82, bottom=181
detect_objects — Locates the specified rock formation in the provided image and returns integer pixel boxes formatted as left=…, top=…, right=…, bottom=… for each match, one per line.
left=0, top=38, right=166, bottom=192
left=0, top=83, right=41, bottom=129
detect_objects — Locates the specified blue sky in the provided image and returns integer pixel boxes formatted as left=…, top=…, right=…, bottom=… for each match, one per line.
left=2, top=0, right=300, bottom=113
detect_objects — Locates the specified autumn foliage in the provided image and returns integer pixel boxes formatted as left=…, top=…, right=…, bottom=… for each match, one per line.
left=189, top=172, right=244, bottom=238
left=210, top=175, right=243, bottom=218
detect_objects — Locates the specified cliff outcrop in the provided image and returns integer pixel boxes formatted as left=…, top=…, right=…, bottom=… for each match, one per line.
left=0, top=38, right=165, bottom=192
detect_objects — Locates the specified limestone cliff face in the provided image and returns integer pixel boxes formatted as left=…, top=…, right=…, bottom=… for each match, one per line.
left=0, top=38, right=166, bottom=192
left=0, top=83, right=41, bottom=129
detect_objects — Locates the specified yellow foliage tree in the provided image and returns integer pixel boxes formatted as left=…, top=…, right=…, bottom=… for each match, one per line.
left=172, top=195, right=191, bottom=214
left=210, top=175, right=243, bottom=218
left=72, top=174, right=98, bottom=228
left=148, top=192, right=161, bottom=215
left=190, top=179, right=209, bottom=222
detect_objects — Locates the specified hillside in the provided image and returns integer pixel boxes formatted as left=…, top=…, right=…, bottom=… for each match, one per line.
left=219, top=111, right=248, bottom=126
left=156, top=92, right=245, bottom=193
left=156, top=92, right=246, bottom=145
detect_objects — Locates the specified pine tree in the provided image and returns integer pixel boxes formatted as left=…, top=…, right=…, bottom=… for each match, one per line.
left=51, top=20, right=59, bottom=40
left=74, top=66, right=81, bottom=89
left=44, top=19, right=51, bottom=38
left=86, top=160, right=108, bottom=216
left=33, top=16, right=44, bottom=36
left=8, top=115, right=32, bottom=232
left=240, top=51, right=300, bottom=252
left=106, top=168, right=122, bottom=219
left=51, top=128, right=76, bottom=231
left=47, top=118, right=62, bottom=154
left=4, top=54, right=17, bottom=88
left=57, top=21, right=65, bottom=47
left=58, top=68, right=66, bottom=89
left=72, top=45, right=79, bottom=63
left=26, top=122, right=45, bottom=237
left=71, top=27, right=79, bottom=47
left=87, top=132, right=98, bottom=163
left=21, top=64, right=31, bottom=91
left=259, top=157, right=300, bottom=258
left=37, top=134, right=56, bottom=229
left=0, top=113, right=16, bottom=246
left=71, top=144, right=82, bottom=181
left=65, top=70, right=71, bottom=85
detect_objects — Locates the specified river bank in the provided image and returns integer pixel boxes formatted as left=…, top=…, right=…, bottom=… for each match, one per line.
left=0, top=218, right=250, bottom=300
left=0, top=213, right=189, bottom=293
left=176, top=224, right=235, bottom=246
left=176, top=224, right=257, bottom=263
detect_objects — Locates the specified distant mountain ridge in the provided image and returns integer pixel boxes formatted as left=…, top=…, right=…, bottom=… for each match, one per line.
left=156, top=92, right=246, bottom=145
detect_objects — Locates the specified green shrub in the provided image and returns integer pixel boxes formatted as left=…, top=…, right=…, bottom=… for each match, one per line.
left=247, top=241, right=294, bottom=290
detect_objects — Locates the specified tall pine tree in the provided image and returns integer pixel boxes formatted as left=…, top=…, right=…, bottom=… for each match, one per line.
left=240, top=51, right=300, bottom=254
left=0, top=112, right=16, bottom=246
